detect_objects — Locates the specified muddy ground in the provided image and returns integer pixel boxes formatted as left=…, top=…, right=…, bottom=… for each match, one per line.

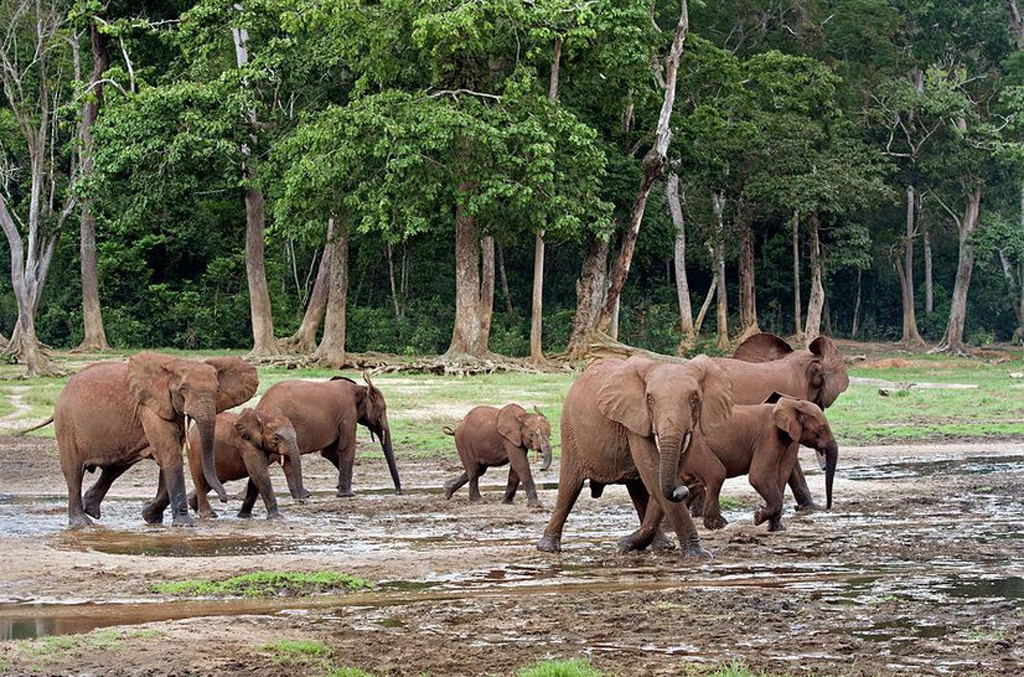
left=0, top=435, right=1022, bottom=676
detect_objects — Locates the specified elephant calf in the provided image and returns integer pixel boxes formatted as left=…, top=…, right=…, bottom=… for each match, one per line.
left=682, top=394, right=838, bottom=532
left=442, top=404, right=553, bottom=508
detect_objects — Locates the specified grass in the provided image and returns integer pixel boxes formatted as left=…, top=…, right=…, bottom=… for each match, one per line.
left=13, top=628, right=161, bottom=663
left=152, top=571, right=375, bottom=597
left=259, top=639, right=375, bottom=676
left=2, top=346, right=1023, bottom=448
left=516, top=659, right=604, bottom=677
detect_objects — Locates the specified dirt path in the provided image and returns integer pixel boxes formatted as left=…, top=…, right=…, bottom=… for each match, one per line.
left=0, top=388, right=31, bottom=431
left=1, top=436, right=1022, bottom=675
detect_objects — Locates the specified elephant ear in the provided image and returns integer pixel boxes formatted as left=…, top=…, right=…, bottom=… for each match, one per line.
left=772, top=398, right=803, bottom=442
left=808, top=336, right=850, bottom=409
left=497, top=404, right=527, bottom=446
left=689, top=355, right=734, bottom=435
left=127, top=352, right=176, bottom=420
left=205, top=356, right=259, bottom=413
left=235, top=409, right=263, bottom=446
left=732, top=333, right=794, bottom=363
left=597, top=357, right=656, bottom=436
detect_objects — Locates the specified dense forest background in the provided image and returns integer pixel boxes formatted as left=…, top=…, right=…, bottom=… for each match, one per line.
left=2, top=0, right=1024, bottom=373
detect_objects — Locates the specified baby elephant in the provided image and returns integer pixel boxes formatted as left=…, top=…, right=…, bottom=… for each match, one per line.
left=186, top=409, right=310, bottom=520
left=683, top=394, right=838, bottom=532
left=442, top=404, right=553, bottom=508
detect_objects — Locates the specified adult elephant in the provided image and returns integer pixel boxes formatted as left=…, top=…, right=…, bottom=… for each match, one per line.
left=50, top=352, right=258, bottom=528
left=537, top=355, right=732, bottom=558
left=256, top=373, right=401, bottom=497
left=712, top=333, right=848, bottom=511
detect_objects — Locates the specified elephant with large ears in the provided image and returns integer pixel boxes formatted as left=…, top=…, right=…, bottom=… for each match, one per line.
left=52, top=353, right=258, bottom=528
left=442, top=404, right=553, bottom=508
left=537, top=355, right=732, bottom=559
left=712, top=333, right=848, bottom=512
left=680, top=393, right=839, bottom=532
left=255, top=372, right=401, bottom=497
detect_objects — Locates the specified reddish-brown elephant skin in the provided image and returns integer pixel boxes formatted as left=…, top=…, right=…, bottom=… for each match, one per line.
left=442, top=404, right=553, bottom=508
left=680, top=396, right=839, bottom=532
left=712, top=333, right=849, bottom=511
left=536, top=355, right=733, bottom=559
left=51, top=353, right=258, bottom=528
left=255, top=373, right=401, bottom=497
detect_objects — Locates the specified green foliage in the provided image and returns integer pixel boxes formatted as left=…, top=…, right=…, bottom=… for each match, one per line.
left=152, top=571, right=375, bottom=597
left=516, top=658, right=603, bottom=677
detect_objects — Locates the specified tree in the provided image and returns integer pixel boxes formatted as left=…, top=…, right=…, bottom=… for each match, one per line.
left=0, top=0, right=78, bottom=376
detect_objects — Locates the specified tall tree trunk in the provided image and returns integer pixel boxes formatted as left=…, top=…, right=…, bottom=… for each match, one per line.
left=447, top=197, right=489, bottom=357
left=598, top=0, right=689, bottom=333
left=712, top=191, right=729, bottom=350
left=668, top=173, right=694, bottom=341
left=497, top=243, right=514, bottom=315
left=693, top=274, right=717, bottom=335
left=77, top=22, right=109, bottom=352
left=1010, top=0, right=1024, bottom=49
left=851, top=269, right=863, bottom=338
left=480, top=235, right=495, bottom=348
left=314, top=218, right=349, bottom=367
left=804, top=212, right=825, bottom=341
left=285, top=218, right=333, bottom=353
left=924, top=220, right=934, bottom=314
left=937, top=187, right=982, bottom=355
left=792, top=210, right=803, bottom=339
left=387, top=242, right=402, bottom=320
left=898, top=184, right=925, bottom=346
left=566, top=236, right=609, bottom=358
left=233, top=15, right=277, bottom=356
left=998, top=249, right=1023, bottom=329
left=737, top=203, right=758, bottom=337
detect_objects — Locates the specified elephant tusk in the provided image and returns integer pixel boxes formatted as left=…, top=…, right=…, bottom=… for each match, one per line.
left=682, top=431, right=692, bottom=454
left=183, top=415, right=192, bottom=453
left=653, top=433, right=661, bottom=454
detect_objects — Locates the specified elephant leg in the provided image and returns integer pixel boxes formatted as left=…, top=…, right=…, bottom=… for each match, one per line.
left=443, top=471, right=469, bottom=500
left=630, top=436, right=711, bottom=560
left=324, top=440, right=356, bottom=498
left=537, top=461, right=584, bottom=553
left=237, top=480, right=259, bottom=519
left=141, top=415, right=195, bottom=527
left=142, top=469, right=170, bottom=524
left=751, top=471, right=785, bottom=532
left=788, top=460, right=821, bottom=512
left=82, top=463, right=131, bottom=519
left=619, top=480, right=673, bottom=552
left=193, top=483, right=218, bottom=519
left=505, top=445, right=541, bottom=508
left=503, top=468, right=520, bottom=504
left=60, top=454, right=93, bottom=529
left=240, top=449, right=282, bottom=520
left=699, top=463, right=729, bottom=531
left=468, top=466, right=484, bottom=503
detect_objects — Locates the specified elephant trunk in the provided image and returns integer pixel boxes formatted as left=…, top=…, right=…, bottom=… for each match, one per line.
left=539, top=439, right=553, bottom=471
left=379, top=422, right=402, bottom=495
left=824, top=442, right=838, bottom=510
left=194, top=412, right=228, bottom=503
left=280, top=434, right=307, bottom=501
left=657, top=432, right=691, bottom=502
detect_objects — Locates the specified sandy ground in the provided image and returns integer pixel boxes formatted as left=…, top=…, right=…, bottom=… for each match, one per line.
left=0, top=435, right=1022, bottom=676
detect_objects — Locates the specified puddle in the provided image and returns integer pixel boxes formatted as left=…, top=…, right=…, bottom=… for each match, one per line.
left=851, top=620, right=949, bottom=642
left=942, top=576, right=1024, bottom=599
left=841, top=455, right=1024, bottom=481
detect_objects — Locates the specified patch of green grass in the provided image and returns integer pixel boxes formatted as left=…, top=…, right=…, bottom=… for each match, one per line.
left=14, top=628, right=162, bottom=662
left=258, top=639, right=376, bottom=676
left=327, top=668, right=377, bottom=677
left=718, top=496, right=743, bottom=510
left=684, top=663, right=786, bottom=677
left=516, top=658, right=604, bottom=677
left=152, top=571, right=375, bottom=597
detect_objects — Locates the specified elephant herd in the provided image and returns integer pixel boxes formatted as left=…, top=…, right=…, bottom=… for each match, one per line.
left=30, top=333, right=848, bottom=561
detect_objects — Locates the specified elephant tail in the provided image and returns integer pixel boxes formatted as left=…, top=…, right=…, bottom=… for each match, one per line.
left=442, top=426, right=456, bottom=436
left=17, top=416, right=54, bottom=436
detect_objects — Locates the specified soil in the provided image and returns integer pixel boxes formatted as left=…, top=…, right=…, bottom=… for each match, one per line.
left=1, top=435, right=1022, bottom=676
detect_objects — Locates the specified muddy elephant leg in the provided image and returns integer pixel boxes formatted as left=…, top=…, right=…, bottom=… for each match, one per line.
left=193, top=481, right=218, bottom=519
left=537, top=461, right=585, bottom=553
left=468, top=466, right=484, bottom=503
left=61, top=454, right=93, bottom=529
left=699, top=464, right=729, bottom=531
left=687, top=482, right=705, bottom=518
left=751, top=472, right=786, bottom=532
left=503, top=468, right=520, bottom=504
left=240, top=449, right=282, bottom=520
left=505, top=445, right=541, bottom=508
left=323, top=439, right=356, bottom=498
left=630, top=435, right=711, bottom=560
left=619, top=480, right=673, bottom=552
left=142, top=469, right=170, bottom=524
left=140, top=415, right=195, bottom=527
left=444, top=471, right=469, bottom=499
left=788, top=461, right=821, bottom=512
left=82, top=463, right=131, bottom=519
left=237, top=480, right=259, bottom=519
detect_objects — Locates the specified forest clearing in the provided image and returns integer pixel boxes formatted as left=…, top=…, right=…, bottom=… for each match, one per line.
left=0, top=347, right=1022, bottom=676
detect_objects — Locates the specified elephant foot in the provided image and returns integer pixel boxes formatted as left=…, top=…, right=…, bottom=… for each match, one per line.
left=755, top=506, right=782, bottom=526
left=295, top=489, right=313, bottom=501
left=469, top=494, right=482, bottom=503
left=703, top=514, right=728, bottom=530
left=537, top=534, right=562, bottom=553
left=187, top=494, right=199, bottom=512
left=68, top=513, right=94, bottom=529
left=679, top=541, right=714, bottom=561
left=199, top=509, right=218, bottom=520
left=82, top=500, right=101, bottom=520
left=141, top=503, right=165, bottom=525
left=767, top=519, right=785, bottom=533
left=171, top=513, right=196, bottom=528
left=502, top=496, right=514, bottom=504
left=267, top=511, right=284, bottom=520
left=650, top=531, right=676, bottom=551
left=689, top=501, right=704, bottom=518
left=336, top=489, right=355, bottom=498
left=527, top=500, right=545, bottom=511
left=237, top=510, right=253, bottom=519
left=794, top=500, right=822, bottom=513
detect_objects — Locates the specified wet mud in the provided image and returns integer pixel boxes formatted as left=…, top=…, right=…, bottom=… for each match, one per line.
left=0, top=437, right=1022, bottom=675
